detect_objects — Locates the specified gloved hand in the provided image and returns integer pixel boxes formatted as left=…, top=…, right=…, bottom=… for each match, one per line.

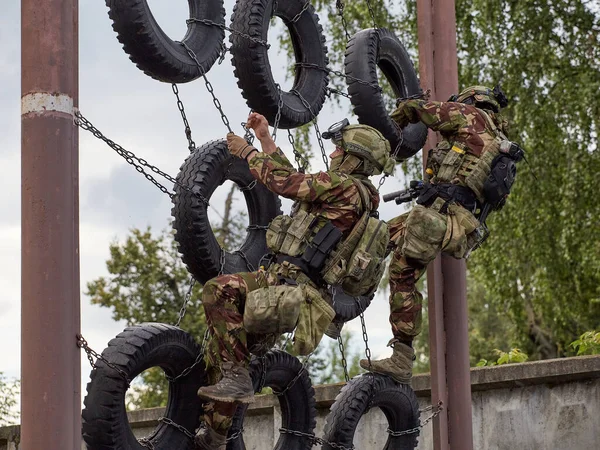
left=227, top=133, right=258, bottom=160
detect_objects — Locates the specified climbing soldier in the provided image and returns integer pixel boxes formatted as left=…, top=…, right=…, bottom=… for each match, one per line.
left=194, top=112, right=395, bottom=449
left=363, top=85, right=524, bottom=384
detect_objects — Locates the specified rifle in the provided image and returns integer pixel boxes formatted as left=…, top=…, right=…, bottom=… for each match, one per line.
left=383, top=180, right=424, bottom=204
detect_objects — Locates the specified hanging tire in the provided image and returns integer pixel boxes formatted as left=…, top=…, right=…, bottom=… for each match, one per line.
left=228, top=350, right=317, bottom=450
left=82, top=323, right=207, bottom=450
left=172, top=140, right=282, bottom=283
left=230, top=0, right=329, bottom=128
left=330, top=287, right=373, bottom=323
left=322, top=374, right=420, bottom=450
left=105, top=0, right=225, bottom=83
left=344, top=28, right=428, bottom=161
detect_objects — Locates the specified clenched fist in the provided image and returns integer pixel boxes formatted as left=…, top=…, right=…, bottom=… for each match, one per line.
left=227, top=133, right=258, bottom=160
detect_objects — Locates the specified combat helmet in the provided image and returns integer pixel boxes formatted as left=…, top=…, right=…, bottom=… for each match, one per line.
left=449, top=85, right=508, bottom=113
left=323, top=119, right=394, bottom=176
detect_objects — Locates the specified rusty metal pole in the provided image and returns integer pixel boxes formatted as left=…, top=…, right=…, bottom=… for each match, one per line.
left=21, top=0, right=80, bottom=449
left=416, top=0, right=474, bottom=449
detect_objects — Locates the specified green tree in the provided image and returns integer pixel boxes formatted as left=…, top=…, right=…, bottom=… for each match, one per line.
left=0, top=372, right=19, bottom=426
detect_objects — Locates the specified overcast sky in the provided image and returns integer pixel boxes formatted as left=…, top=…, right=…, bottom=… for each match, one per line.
left=1, top=0, right=413, bottom=405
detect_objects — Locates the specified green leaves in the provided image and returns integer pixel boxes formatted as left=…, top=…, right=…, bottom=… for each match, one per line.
left=0, top=372, right=19, bottom=426
left=570, top=331, right=600, bottom=356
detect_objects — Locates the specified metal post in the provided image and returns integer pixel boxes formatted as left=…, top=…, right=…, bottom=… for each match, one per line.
left=21, top=0, right=80, bottom=449
left=416, top=0, right=474, bottom=449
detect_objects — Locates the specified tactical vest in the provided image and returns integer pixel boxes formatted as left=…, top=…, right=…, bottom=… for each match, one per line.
left=265, top=180, right=389, bottom=296
left=429, top=109, right=507, bottom=203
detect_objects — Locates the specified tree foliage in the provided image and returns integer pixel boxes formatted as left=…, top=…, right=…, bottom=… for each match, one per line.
left=0, top=372, right=19, bottom=426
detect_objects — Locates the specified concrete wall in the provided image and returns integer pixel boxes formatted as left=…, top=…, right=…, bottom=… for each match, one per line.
left=2, top=355, right=599, bottom=449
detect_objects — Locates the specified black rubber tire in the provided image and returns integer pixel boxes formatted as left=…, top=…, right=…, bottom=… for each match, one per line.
left=344, top=28, right=428, bottom=161
left=82, top=323, right=207, bottom=450
left=105, top=0, right=225, bottom=83
left=172, top=140, right=282, bottom=283
left=228, top=350, right=317, bottom=450
left=322, top=374, right=420, bottom=450
left=230, top=0, right=329, bottom=128
left=330, top=287, right=373, bottom=323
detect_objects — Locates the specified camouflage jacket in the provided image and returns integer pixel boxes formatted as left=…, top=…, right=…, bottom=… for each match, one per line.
left=391, top=99, right=508, bottom=185
left=249, top=147, right=379, bottom=233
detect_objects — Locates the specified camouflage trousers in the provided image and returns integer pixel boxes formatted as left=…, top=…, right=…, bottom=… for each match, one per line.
left=387, top=197, right=480, bottom=343
left=201, top=267, right=279, bottom=436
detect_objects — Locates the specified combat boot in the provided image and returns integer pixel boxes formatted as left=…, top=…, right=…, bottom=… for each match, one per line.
left=359, top=340, right=414, bottom=384
left=197, top=361, right=255, bottom=404
left=194, top=424, right=227, bottom=450
left=324, top=320, right=344, bottom=340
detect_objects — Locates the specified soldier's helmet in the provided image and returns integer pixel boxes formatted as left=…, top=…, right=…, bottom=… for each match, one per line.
left=451, top=85, right=509, bottom=113
left=325, top=122, right=394, bottom=176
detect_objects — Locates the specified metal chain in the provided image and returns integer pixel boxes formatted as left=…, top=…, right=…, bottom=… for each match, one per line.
left=290, top=2, right=311, bottom=23
left=290, top=89, right=329, bottom=170
left=218, top=248, right=226, bottom=276
left=171, top=83, right=196, bottom=152
left=337, top=335, right=350, bottom=383
left=247, top=224, right=269, bottom=231
left=186, top=18, right=270, bottom=48
left=234, top=250, right=256, bottom=272
left=386, top=401, right=444, bottom=437
left=355, top=298, right=372, bottom=370
left=272, top=84, right=284, bottom=141
left=273, top=353, right=312, bottom=396
left=138, top=437, right=156, bottom=450
left=335, top=0, right=351, bottom=41
left=239, top=179, right=257, bottom=191
left=179, top=42, right=233, bottom=134
left=165, top=330, right=210, bottom=384
left=159, top=417, right=195, bottom=440
left=287, top=130, right=309, bottom=173
left=365, top=0, right=378, bottom=29
left=77, top=334, right=131, bottom=385
left=74, top=112, right=211, bottom=205
left=226, top=427, right=245, bottom=442
left=175, top=276, right=196, bottom=327
left=326, top=87, right=352, bottom=99
left=278, top=429, right=355, bottom=450
left=295, top=62, right=382, bottom=92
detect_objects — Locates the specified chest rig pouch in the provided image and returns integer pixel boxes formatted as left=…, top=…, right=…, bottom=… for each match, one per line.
left=266, top=209, right=317, bottom=257
left=321, top=181, right=389, bottom=297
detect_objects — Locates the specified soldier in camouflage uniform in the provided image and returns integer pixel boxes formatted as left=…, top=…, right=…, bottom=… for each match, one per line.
left=362, top=86, right=513, bottom=384
left=195, top=112, right=394, bottom=449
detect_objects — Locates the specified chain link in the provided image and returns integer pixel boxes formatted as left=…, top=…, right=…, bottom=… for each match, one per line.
left=337, top=335, right=350, bottom=383
left=278, top=428, right=355, bottom=450
left=335, top=0, right=351, bottom=41
left=287, top=130, right=309, bottom=173
left=272, top=354, right=312, bottom=396
left=247, top=224, right=269, bottom=231
left=138, top=437, right=156, bottom=450
left=175, top=276, right=196, bottom=327
left=171, top=84, right=196, bottom=152
left=290, top=89, right=329, bottom=170
left=77, top=334, right=131, bottom=385
left=179, top=42, right=233, bottom=134
left=165, top=329, right=210, bottom=383
left=218, top=248, right=226, bottom=276
left=226, top=427, right=245, bottom=442
left=295, top=62, right=382, bottom=92
left=186, top=18, right=270, bottom=48
left=365, top=0, right=378, bottom=29
left=74, top=111, right=211, bottom=205
left=386, top=401, right=444, bottom=437
left=159, top=417, right=195, bottom=440
left=234, top=250, right=256, bottom=272
left=326, top=87, right=352, bottom=99
left=289, top=2, right=311, bottom=23
left=238, top=179, right=257, bottom=191
left=272, top=84, right=284, bottom=141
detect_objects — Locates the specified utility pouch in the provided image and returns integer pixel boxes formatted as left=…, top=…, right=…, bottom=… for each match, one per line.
left=341, top=218, right=389, bottom=297
left=293, top=284, right=335, bottom=356
left=436, top=143, right=467, bottom=182
left=302, top=222, right=344, bottom=271
left=464, top=144, right=500, bottom=203
left=266, top=215, right=293, bottom=253
left=279, top=210, right=317, bottom=256
left=244, top=285, right=303, bottom=335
